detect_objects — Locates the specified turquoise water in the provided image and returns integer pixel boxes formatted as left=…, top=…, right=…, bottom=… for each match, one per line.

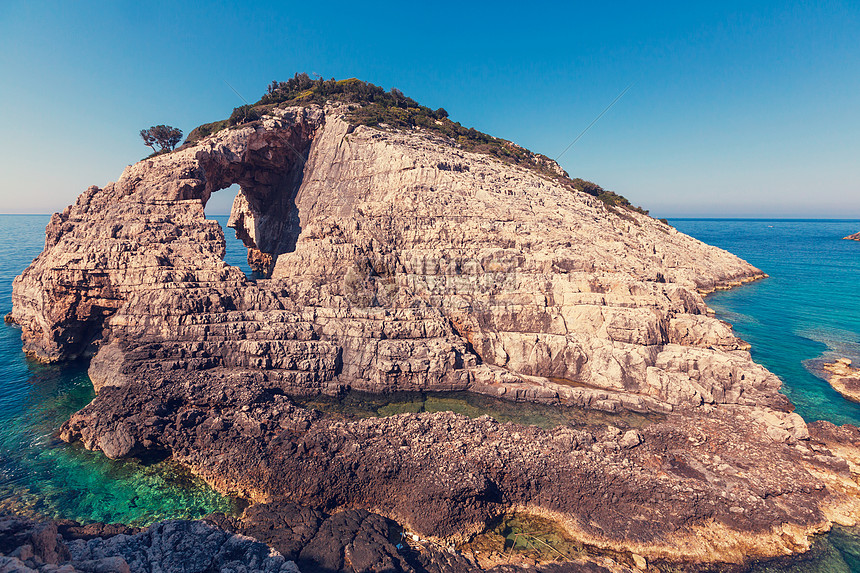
left=670, top=219, right=860, bottom=426
left=0, top=215, right=240, bottom=524
left=213, top=214, right=253, bottom=276
left=2, top=214, right=860, bottom=569
left=667, top=219, right=860, bottom=573
left=295, top=389, right=661, bottom=430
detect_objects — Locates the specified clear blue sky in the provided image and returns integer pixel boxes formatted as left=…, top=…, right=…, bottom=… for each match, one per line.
left=1, top=1, right=858, bottom=217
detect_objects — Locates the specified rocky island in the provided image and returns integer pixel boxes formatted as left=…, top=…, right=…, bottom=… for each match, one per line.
left=844, top=232, right=860, bottom=241
left=6, top=76, right=860, bottom=572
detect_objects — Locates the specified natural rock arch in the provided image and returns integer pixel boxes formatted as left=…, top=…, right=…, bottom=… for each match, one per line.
left=198, top=107, right=324, bottom=276
left=13, top=103, right=859, bottom=569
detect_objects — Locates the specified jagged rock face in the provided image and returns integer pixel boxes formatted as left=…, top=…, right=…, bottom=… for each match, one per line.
left=14, top=102, right=860, bottom=566
left=844, top=231, right=860, bottom=241
left=11, top=104, right=779, bottom=413
left=9, top=106, right=322, bottom=362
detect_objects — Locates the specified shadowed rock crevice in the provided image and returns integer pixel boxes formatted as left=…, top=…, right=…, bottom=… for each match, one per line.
left=202, top=110, right=321, bottom=276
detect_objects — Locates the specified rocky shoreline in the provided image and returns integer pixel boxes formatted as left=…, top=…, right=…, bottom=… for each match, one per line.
left=8, top=101, right=860, bottom=570
left=843, top=232, right=860, bottom=241
left=0, top=508, right=663, bottom=573
left=5, top=412, right=860, bottom=573
left=0, top=515, right=295, bottom=573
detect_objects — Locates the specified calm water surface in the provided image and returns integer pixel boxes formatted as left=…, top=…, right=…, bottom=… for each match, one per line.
left=670, top=219, right=860, bottom=426
left=2, top=214, right=859, bottom=570
left=0, top=215, right=240, bottom=524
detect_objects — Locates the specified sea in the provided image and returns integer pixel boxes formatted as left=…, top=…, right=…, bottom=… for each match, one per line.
left=669, top=219, right=860, bottom=427
left=0, top=214, right=858, bottom=571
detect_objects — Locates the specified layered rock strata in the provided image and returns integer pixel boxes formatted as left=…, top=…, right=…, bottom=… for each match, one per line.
left=9, top=105, right=776, bottom=413
left=10, top=102, right=860, bottom=567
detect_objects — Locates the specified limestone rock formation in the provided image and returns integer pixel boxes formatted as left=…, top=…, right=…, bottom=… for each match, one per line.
left=823, top=359, right=860, bottom=403
left=8, top=104, right=775, bottom=413
left=10, top=100, right=860, bottom=568
left=844, top=231, right=860, bottom=241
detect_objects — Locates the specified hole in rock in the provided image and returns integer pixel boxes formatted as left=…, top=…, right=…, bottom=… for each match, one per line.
left=204, top=184, right=253, bottom=278
left=195, top=125, right=311, bottom=279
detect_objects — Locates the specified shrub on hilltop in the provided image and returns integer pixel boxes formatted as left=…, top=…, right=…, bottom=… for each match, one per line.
left=255, top=74, right=574, bottom=180
left=570, top=178, right=649, bottom=215
left=184, top=73, right=649, bottom=216
left=140, top=125, right=183, bottom=156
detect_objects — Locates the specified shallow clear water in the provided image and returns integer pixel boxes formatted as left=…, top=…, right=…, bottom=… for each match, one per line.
left=670, top=219, right=860, bottom=426
left=296, top=389, right=661, bottom=430
left=0, top=215, right=239, bottom=524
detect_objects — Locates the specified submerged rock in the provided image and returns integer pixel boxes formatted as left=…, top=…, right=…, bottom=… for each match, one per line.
left=823, top=359, right=860, bottom=403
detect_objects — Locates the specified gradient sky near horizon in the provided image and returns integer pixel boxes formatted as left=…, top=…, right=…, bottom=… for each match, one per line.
left=1, top=1, right=858, bottom=217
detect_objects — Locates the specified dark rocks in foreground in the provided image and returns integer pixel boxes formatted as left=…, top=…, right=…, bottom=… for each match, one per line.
left=0, top=510, right=630, bottom=573
left=57, top=366, right=855, bottom=566
left=0, top=515, right=293, bottom=573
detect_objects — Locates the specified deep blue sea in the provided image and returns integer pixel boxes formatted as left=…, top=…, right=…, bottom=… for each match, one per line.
left=1, top=214, right=859, bottom=570
left=669, top=219, right=860, bottom=427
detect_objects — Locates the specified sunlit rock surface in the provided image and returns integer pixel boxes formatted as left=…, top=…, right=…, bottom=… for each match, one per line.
left=823, top=359, right=860, bottom=403
left=9, top=105, right=775, bottom=412
left=10, top=103, right=860, bottom=568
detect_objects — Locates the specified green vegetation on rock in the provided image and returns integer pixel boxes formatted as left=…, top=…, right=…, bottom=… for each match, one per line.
left=569, top=178, right=649, bottom=216
left=140, top=125, right=183, bottom=155
left=184, top=73, right=648, bottom=215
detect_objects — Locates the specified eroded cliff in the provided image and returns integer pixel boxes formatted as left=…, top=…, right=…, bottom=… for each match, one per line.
left=9, top=105, right=776, bottom=413
left=9, top=101, right=860, bottom=569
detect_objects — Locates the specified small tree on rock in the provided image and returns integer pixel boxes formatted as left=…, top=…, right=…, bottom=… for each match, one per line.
left=140, top=125, right=183, bottom=154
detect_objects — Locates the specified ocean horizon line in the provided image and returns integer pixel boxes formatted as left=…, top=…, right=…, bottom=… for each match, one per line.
left=2, top=213, right=860, bottom=222
left=666, top=217, right=860, bottom=222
